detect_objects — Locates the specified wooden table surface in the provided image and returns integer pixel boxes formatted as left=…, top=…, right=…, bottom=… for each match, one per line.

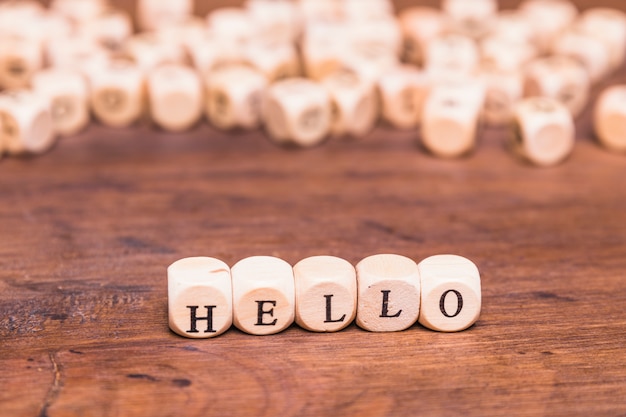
left=2, top=1, right=626, bottom=416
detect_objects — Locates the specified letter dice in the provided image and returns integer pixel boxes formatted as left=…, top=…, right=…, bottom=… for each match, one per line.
left=524, top=56, right=590, bottom=118
left=421, top=82, right=485, bottom=158
left=577, top=8, right=626, bottom=70
left=148, top=64, right=203, bottom=132
left=32, top=69, right=90, bottom=136
left=205, top=65, right=268, bottom=131
left=88, top=59, right=145, bottom=128
left=294, top=256, right=357, bottom=332
left=231, top=256, right=295, bottom=335
left=378, top=65, right=429, bottom=130
left=0, top=90, right=55, bottom=155
left=137, top=0, right=193, bottom=31
left=0, top=35, right=43, bottom=89
left=168, top=257, right=233, bottom=338
left=263, top=78, right=331, bottom=147
left=356, top=254, right=420, bottom=332
left=418, top=254, right=482, bottom=332
left=511, top=97, right=574, bottom=166
left=594, top=85, right=626, bottom=152
left=398, top=7, right=446, bottom=66
left=322, top=70, right=378, bottom=137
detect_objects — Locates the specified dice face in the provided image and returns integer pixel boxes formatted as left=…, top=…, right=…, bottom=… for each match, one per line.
left=322, top=70, right=378, bottom=137
left=294, top=256, right=357, bottom=332
left=244, top=41, right=300, bottom=82
left=246, top=0, right=299, bottom=44
left=512, top=97, right=575, bottom=166
left=168, top=257, right=233, bottom=338
left=442, top=0, right=497, bottom=39
left=0, top=90, right=55, bottom=155
left=32, top=69, right=89, bottom=136
left=524, top=56, right=590, bottom=118
left=577, top=8, right=626, bottom=69
left=51, top=0, right=107, bottom=23
left=480, top=69, right=524, bottom=126
left=207, top=7, right=255, bottom=45
left=421, top=83, right=485, bottom=158
left=594, top=85, right=626, bottom=152
left=263, top=78, right=331, bottom=147
left=137, top=0, right=193, bottom=31
left=89, top=60, right=145, bottom=128
left=205, top=65, right=267, bottom=130
left=0, top=36, right=43, bottom=89
left=148, top=65, right=202, bottom=132
left=356, top=254, right=420, bottom=332
left=79, top=9, right=133, bottom=51
left=398, top=7, right=446, bottom=66
left=552, top=28, right=611, bottom=83
left=378, top=65, right=429, bottom=130
left=418, top=255, right=481, bottom=332
left=231, top=256, right=295, bottom=335
left=424, top=34, right=479, bottom=79
left=519, top=0, right=578, bottom=52
left=125, top=33, right=187, bottom=73
left=480, top=35, right=536, bottom=73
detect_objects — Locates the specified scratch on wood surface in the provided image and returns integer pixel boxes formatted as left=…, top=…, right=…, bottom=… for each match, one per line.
left=38, top=352, right=63, bottom=417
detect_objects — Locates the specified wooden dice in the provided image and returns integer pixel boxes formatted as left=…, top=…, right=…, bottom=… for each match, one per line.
left=424, top=34, right=479, bottom=80
left=32, top=69, right=90, bottom=136
left=480, top=68, right=524, bottom=126
left=511, top=97, right=575, bottom=167
left=577, top=8, right=626, bottom=70
left=418, top=255, right=481, bottom=332
left=231, top=256, right=295, bottom=335
left=322, top=70, right=378, bottom=137
left=147, top=65, right=203, bottom=132
left=0, top=90, right=55, bottom=155
left=263, top=78, right=331, bottom=147
left=168, top=257, right=233, bottom=338
left=378, top=65, right=429, bottom=130
left=594, top=85, right=626, bottom=152
left=524, top=56, right=590, bottom=118
left=356, top=254, right=421, bottom=332
left=442, top=0, right=497, bottom=38
left=0, top=35, right=43, bottom=89
left=167, top=253, right=482, bottom=338
left=294, top=256, right=357, bottom=332
left=205, top=65, right=268, bottom=131
left=137, top=0, right=193, bottom=32
left=88, top=59, right=145, bottom=128
left=421, top=82, right=485, bottom=158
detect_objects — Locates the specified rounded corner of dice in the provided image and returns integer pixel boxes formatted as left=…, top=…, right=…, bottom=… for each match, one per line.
left=167, top=253, right=482, bottom=338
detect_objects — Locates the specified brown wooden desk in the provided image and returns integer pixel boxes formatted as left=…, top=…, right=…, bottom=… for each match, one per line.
left=2, top=1, right=626, bottom=416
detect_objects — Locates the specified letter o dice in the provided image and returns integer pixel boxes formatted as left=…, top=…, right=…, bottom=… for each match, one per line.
left=263, top=78, right=331, bottom=147
left=167, top=257, right=233, bottom=338
left=356, top=254, right=420, bottom=332
left=231, top=256, right=295, bottom=335
left=418, top=255, right=481, bottom=332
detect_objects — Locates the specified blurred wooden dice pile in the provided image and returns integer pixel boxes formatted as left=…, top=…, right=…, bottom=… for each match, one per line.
left=0, top=0, right=625, bottom=165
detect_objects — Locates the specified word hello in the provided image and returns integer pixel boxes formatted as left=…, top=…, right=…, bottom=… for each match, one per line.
left=168, top=254, right=482, bottom=338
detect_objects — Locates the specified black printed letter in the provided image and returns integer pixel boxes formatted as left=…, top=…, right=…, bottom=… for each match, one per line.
left=324, top=294, right=346, bottom=323
left=256, top=301, right=278, bottom=326
left=379, top=290, right=402, bottom=318
left=439, top=290, right=463, bottom=318
left=186, top=306, right=217, bottom=333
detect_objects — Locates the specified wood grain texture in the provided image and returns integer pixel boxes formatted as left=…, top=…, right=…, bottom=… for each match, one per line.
left=1, top=0, right=626, bottom=416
